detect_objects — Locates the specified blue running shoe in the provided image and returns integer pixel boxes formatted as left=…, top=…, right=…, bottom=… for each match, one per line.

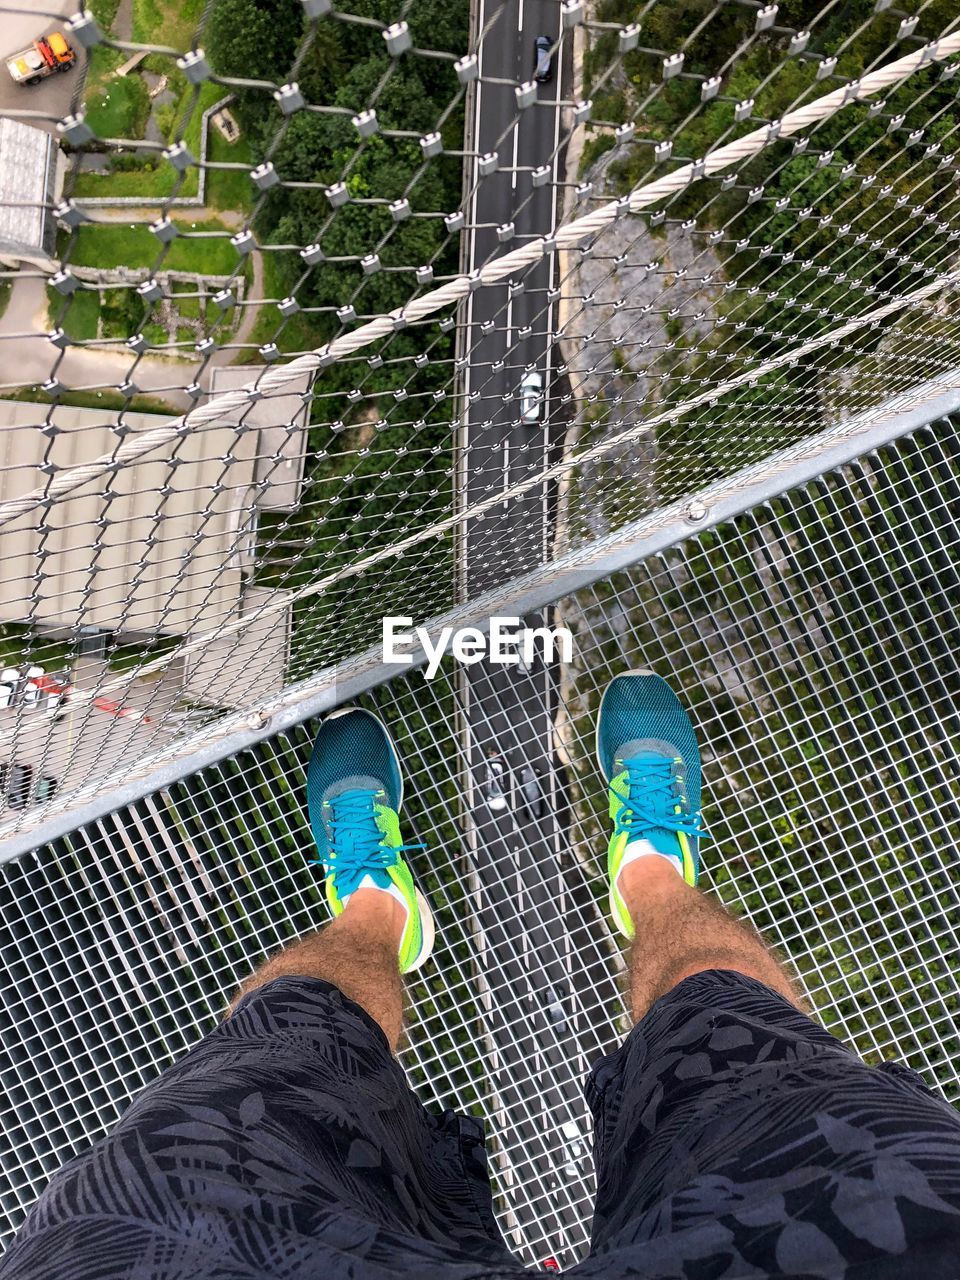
left=596, top=670, right=707, bottom=939
left=307, top=707, right=435, bottom=973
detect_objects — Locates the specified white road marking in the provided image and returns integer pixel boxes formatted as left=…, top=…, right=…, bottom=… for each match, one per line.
left=503, top=437, right=510, bottom=509
left=461, top=0, right=495, bottom=594
left=518, top=0, right=524, bottom=32
left=540, top=27, right=564, bottom=564
left=511, top=120, right=519, bottom=191
left=462, top=11, right=594, bottom=1196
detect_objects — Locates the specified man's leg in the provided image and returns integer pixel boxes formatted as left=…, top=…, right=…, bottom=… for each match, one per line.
left=619, top=856, right=802, bottom=1019
left=231, top=887, right=407, bottom=1048
left=0, top=709, right=521, bottom=1280
left=576, top=671, right=960, bottom=1278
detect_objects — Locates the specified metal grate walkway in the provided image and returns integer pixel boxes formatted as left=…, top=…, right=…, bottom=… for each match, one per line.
left=2, top=418, right=959, bottom=1268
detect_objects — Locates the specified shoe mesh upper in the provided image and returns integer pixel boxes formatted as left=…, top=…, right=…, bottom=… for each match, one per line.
left=307, top=710, right=402, bottom=858
left=597, top=674, right=701, bottom=813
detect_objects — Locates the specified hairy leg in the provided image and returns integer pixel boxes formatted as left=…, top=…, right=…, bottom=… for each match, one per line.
left=621, top=857, right=805, bottom=1021
left=229, top=889, right=408, bottom=1050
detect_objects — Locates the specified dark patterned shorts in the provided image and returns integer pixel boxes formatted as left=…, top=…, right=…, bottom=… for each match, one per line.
left=3, top=970, right=960, bottom=1279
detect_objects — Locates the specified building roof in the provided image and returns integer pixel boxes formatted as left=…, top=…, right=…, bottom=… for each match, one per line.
left=0, top=395, right=306, bottom=637
left=0, top=119, right=53, bottom=260
left=182, top=584, right=294, bottom=710
left=210, top=367, right=310, bottom=511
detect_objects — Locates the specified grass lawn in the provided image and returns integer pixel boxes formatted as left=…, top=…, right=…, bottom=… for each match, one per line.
left=74, top=153, right=189, bottom=200
left=99, top=287, right=144, bottom=339
left=0, top=625, right=78, bottom=674
left=47, top=286, right=100, bottom=341
left=133, top=0, right=203, bottom=49
left=108, top=633, right=180, bottom=674
left=85, top=67, right=150, bottom=139
left=65, top=221, right=241, bottom=276
left=143, top=321, right=170, bottom=346
left=0, top=281, right=11, bottom=323
left=206, top=129, right=255, bottom=215
left=90, top=0, right=122, bottom=27
left=175, top=291, right=201, bottom=319
left=81, top=0, right=149, bottom=143
left=7, top=386, right=178, bottom=414
left=73, top=82, right=242, bottom=204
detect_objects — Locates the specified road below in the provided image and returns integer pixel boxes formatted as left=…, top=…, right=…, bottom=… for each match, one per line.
left=459, top=1, right=620, bottom=1263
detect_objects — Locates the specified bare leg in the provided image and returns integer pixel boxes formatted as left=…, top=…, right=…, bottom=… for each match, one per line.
left=620, top=857, right=806, bottom=1021
left=229, top=889, right=408, bottom=1051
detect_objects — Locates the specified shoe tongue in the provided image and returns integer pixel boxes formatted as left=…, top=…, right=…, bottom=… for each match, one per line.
left=326, top=776, right=383, bottom=802
left=616, top=751, right=679, bottom=855
left=323, top=779, right=382, bottom=843
left=618, top=740, right=676, bottom=763
left=615, top=749, right=674, bottom=794
left=352, top=870, right=394, bottom=892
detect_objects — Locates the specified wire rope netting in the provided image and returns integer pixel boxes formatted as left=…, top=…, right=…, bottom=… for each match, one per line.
left=0, top=419, right=958, bottom=1268
left=0, top=0, right=958, bottom=832
left=1, top=0, right=960, bottom=1267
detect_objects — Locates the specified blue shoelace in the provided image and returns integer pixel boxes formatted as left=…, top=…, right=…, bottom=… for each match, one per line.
left=612, top=759, right=708, bottom=842
left=319, top=788, right=424, bottom=897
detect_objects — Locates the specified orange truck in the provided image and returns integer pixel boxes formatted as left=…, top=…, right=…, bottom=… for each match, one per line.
left=6, top=32, right=76, bottom=85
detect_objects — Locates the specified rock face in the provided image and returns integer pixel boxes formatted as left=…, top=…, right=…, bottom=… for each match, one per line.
left=561, top=150, right=725, bottom=539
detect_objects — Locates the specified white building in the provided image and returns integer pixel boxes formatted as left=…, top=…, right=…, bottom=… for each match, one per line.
left=0, top=376, right=311, bottom=814
left=0, top=118, right=57, bottom=270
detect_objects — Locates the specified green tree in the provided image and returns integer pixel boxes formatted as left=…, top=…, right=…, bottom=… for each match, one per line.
left=207, top=0, right=302, bottom=84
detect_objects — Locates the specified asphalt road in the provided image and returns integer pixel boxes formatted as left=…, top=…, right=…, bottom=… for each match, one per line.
left=0, top=3, right=86, bottom=132
left=462, top=0, right=561, bottom=599
left=460, top=1, right=620, bottom=1262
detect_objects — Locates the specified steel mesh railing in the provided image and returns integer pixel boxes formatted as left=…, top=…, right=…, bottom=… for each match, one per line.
left=1, top=415, right=958, bottom=1268
left=1, top=1, right=960, bottom=833
left=2, top=0, right=960, bottom=1267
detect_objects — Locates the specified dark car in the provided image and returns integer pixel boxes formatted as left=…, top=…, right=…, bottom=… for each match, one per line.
left=520, top=764, right=544, bottom=819
left=6, top=762, right=32, bottom=809
left=534, top=35, right=552, bottom=83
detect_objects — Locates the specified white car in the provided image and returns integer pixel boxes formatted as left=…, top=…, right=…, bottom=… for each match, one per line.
left=560, top=1118, right=587, bottom=1180
left=519, top=370, right=543, bottom=424
left=22, top=665, right=45, bottom=707
left=483, top=754, right=508, bottom=811
left=0, top=668, right=18, bottom=709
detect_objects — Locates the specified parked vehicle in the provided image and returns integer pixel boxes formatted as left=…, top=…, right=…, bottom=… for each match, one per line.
left=22, top=665, right=45, bottom=707
left=0, top=663, right=70, bottom=715
left=559, top=1118, right=587, bottom=1179
left=543, top=983, right=567, bottom=1032
left=519, top=370, right=543, bottom=424
left=0, top=761, right=58, bottom=807
left=533, top=34, right=553, bottom=83
left=6, top=762, right=32, bottom=809
left=35, top=775, right=58, bottom=802
left=483, top=752, right=508, bottom=811
left=520, top=764, right=544, bottom=819
left=6, top=32, right=76, bottom=85
left=0, top=668, right=19, bottom=709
